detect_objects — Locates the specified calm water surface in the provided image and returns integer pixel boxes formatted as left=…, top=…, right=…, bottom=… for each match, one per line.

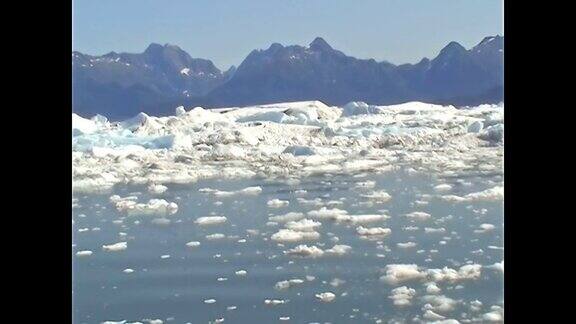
left=72, top=169, right=503, bottom=323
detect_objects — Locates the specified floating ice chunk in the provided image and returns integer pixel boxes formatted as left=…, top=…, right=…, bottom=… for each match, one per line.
left=397, top=242, right=418, bottom=249
left=160, top=255, right=170, bottom=259
left=356, top=226, right=391, bottom=236
left=425, top=282, right=442, bottom=294
left=267, top=199, right=289, bottom=208
left=307, top=207, right=348, bottom=220
left=405, top=211, right=431, bottom=221
left=315, top=292, right=336, bottom=303
left=284, top=245, right=324, bottom=258
left=227, top=306, right=237, bottom=311
left=434, top=184, right=453, bottom=192
left=361, top=190, right=392, bottom=202
left=279, top=317, right=290, bottom=321
left=117, top=199, right=178, bottom=217
left=474, top=223, right=496, bottom=233
left=380, top=264, right=427, bottom=285
left=206, top=233, right=226, bottom=240
left=342, top=214, right=389, bottom=224
left=175, top=106, right=186, bottom=116
left=269, top=212, right=305, bottom=223
left=271, top=229, right=320, bottom=242
left=235, top=270, right=247, bottom=276
left=325, top=244, right=352, bottom=256
left=186, top=241, right=201, bottom=248
left=427, top=264, right=482, bottom=283
left=441, top=186, right=503, bottom=203
left=101, top=321, right=127, bottom=324
left=264, top=299, right=286, bottom=306
left=482, top=306, right=503, bottom=321
left=422, top=295, right=459, bottom=314
left=123, top=268, right=134, bottom=274
left=102, top=242, right=127, bottom=252
left=285, top=219, right=322, bottom=232
left=241, top=186, right=263, bottom=195
left=469, top=300, right=483, bottom=312
left=204, top=299, right=216, bottom=304
left=424, top=309, right=446, bottom=321
left=195, top=216, right=227, bottom=226
left=76, top=250, right=93, bottom=257
left=486, top=261, right=504, bottom=273
left=275, top=279, right=305, bottom=290
left=388, top=286, right=416, bottom=307
left=147, top=184, right=168, bottom=195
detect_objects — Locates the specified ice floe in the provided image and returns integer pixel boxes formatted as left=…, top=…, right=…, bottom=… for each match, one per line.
left=315, top=292, right=336, bottom=303
left=102, top=242, right=127, bottom=252
left=195, top=216, right=228, bottom=226
left=75, top=250, right=93, bottom=257
left=271, top=229, right=320, bottom=242
left=389, top=286, right=416, bottom=307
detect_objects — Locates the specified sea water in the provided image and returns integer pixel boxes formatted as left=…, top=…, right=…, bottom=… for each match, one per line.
left=72, top=169, right=503, bottom=323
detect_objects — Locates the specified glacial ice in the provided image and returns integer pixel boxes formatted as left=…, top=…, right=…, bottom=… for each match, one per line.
left=73, top=100, right=504, bottom=192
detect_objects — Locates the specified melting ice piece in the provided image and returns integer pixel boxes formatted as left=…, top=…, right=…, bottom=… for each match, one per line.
left=380, top=264, right=427, bottom=285
left=388, top=286, right=416, bottom=307
left=421, top=295, right=459, bottom=314
left=186, top=241, right=201, bottom=248
left=356, top=226, right=391, bottom=236
left=284, top=245, right=324, bottom=258
left=271, top=229, right=320, bottom=242
left=405, top=211, right=431, bottom=221
left=360, top=190, right=392, bottom=202
left=75, top=250, right=93, bottom=257
left=195, top=216, right=227, bottom=226
left=204, top=299, right=217, bottom=304
left=275, top=279, right=305, bottom=290
left=325, top=244, right=352, bottom=256
left=315, top=292, right=336, bottom=303
left=264, top=299, right=286, bottom=306
left=235, top=270, right=247, bottom=276
left=269, top=212, right=305, bottom=223
left=147, top=184, right=168, bottom=195
left=102, top=242, right=127, bottom=252
left=397, top=242, right=418, bottom=249
left=433, top=184, right=453, bottom=192
left=423, top=309, right=446, bottom=320
left=285, top=219, right=321, bottom=232
left=206, top=233, right=226, bottom=240
left=116, top=199, right=178, bottom=217
left=307, top=207, right=348, bottom=220
left=267, top=199, right=289, bottom=208
left=474, top=223, right=496, bottom=233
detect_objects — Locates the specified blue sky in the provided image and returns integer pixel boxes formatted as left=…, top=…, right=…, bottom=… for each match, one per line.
left=72, top=0, right=503, bottom=70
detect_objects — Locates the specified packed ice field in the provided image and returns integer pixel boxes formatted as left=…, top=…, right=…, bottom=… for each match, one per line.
left=72, top=101, right=504, bottom=324
left=72, top=100, right=503, bottom=194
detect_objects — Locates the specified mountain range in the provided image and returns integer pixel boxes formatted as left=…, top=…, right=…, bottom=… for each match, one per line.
left=72, top=36, right=503, bottom=119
